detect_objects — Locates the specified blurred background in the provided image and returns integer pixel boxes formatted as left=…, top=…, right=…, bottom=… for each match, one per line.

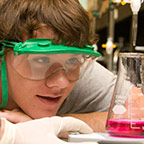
left=78, top=0, right=144, bottom=74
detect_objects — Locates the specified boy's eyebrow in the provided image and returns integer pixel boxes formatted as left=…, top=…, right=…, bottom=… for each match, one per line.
left=71, top=54, right=81, bottom=56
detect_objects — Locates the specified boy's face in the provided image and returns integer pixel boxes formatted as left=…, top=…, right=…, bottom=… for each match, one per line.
left=4, top=28, right=77, bottom=118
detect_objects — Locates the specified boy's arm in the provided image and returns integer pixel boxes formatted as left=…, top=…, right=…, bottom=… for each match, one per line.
left=59, top=111, right=108, bottom=133
left=0, top=109, right=32, bottom=123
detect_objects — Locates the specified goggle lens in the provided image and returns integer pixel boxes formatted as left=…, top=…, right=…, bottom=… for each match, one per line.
left=11, top=53, right=91, bottom=81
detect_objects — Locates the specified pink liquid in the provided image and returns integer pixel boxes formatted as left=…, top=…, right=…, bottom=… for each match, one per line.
left=106, top=119, right=144, bottom=138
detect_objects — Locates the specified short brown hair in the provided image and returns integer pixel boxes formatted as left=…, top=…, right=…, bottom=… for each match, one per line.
left=0, top=0, right=97, bottom=47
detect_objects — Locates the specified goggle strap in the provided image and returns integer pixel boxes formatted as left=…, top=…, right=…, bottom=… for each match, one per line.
left=2, top=40, right=17, bottom=48
left=0, top=54, right=8, bottom=108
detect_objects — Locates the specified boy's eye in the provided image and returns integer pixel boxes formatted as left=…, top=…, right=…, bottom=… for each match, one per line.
left=33, top=57, right=49, bottom=63
left=66, top=58, right=79, bottom=65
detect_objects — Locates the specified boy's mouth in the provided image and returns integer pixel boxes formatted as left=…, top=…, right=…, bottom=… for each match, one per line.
left=36, top=95, right=62, bottom=104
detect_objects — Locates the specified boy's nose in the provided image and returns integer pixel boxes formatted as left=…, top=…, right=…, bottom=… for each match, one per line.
left=45, top=69, right=70, bottom=89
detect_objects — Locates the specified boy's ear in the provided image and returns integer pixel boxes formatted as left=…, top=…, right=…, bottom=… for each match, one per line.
left=0, top=63, right=1, bottom=79
left=0, top=62, right=1, bottom=76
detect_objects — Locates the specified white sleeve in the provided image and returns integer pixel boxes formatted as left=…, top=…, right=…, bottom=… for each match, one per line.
left=58, top=61, right=117, bottom=114
left=0, top=118, right=16, bottom=144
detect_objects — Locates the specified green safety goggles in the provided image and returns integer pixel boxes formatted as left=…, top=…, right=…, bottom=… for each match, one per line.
left=1, top=38, right=101, bottom=56
left=0, top=38, right=101, bottom=108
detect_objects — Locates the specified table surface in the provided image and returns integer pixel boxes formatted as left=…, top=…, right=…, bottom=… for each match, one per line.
left=68, top=133, right=144, bottom=144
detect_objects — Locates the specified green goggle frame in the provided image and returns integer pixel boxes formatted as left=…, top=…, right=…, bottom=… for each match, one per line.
left=1, top=38, right=101, bottom=56
left=0, top=38, right=101, bottom=108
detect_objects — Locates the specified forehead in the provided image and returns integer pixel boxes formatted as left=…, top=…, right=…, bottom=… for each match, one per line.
left=23, top=27, right=55, bottom=42
left=28, top=53, right=81, bottom=58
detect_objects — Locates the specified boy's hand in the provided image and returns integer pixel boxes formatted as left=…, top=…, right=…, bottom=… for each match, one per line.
left=0, top=117, right=97, bottom=144
left=0, top=108, right=32, bottom=123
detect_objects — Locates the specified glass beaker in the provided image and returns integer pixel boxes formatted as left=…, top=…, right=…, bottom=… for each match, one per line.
left=106, top=53, right=144, bottom=138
